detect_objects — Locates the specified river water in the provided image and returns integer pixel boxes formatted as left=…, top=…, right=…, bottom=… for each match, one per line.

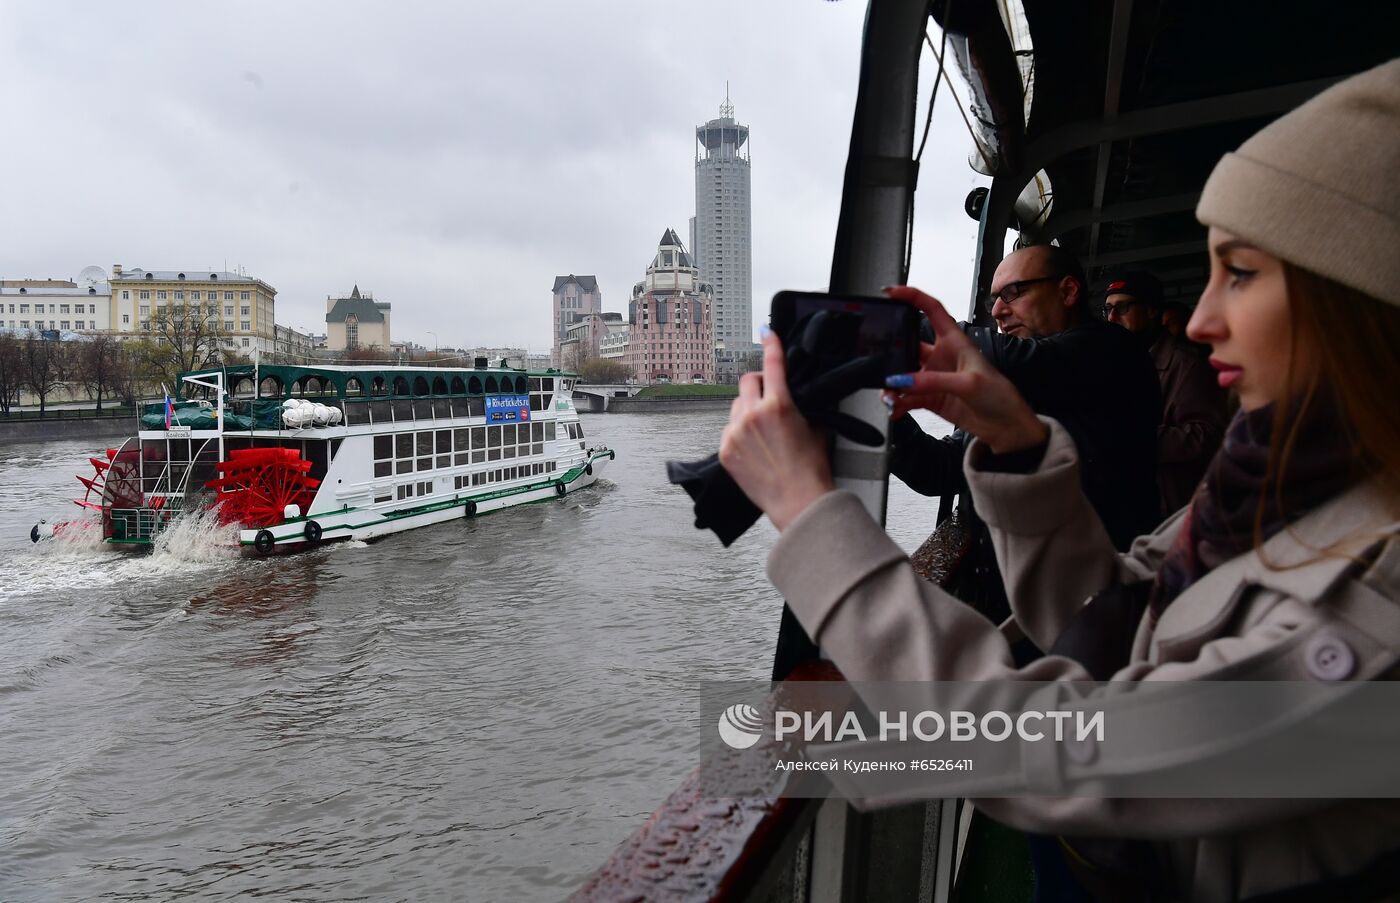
left=0, top=409, right=949, bottom=901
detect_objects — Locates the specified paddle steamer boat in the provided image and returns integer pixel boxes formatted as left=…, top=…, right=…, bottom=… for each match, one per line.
left=51, top=360, right=613, bottom=553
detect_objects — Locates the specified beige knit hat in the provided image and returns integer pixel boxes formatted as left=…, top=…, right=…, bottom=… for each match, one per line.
left=1196, top=58, right=1400, bottom=306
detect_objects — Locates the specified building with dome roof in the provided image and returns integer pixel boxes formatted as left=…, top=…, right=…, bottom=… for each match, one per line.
left=623, top=229, right=715, bottom=384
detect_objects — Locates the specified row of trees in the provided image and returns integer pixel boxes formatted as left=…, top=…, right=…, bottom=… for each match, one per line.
left=0, top=308, right=251, bottom=415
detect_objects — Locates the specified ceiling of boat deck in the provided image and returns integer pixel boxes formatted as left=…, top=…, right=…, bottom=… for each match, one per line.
left=1005, top=0, right=1400, bottom=306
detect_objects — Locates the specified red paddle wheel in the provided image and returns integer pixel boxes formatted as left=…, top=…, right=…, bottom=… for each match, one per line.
left=205, top=448, right=321, bottom=529
left=75, top=447, right=142, bottom=512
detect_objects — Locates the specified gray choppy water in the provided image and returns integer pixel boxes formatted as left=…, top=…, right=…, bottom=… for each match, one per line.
left=0, top=410, right=948, bottom=901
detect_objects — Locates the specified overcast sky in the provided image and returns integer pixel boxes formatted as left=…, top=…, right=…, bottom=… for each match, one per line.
left=0, top=1, right=988, bottom=352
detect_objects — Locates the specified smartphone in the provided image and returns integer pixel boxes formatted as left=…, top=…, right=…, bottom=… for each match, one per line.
left=769, top=290, right=921, bottom=386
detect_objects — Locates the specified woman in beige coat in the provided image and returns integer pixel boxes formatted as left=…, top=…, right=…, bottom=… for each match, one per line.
left=720, top=61, right=1400, bottom=901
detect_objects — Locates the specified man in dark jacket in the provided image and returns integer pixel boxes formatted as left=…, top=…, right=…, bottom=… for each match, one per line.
left=889, top=245, right=1161, bottom=625
left=1103, top=270, right=1228, bottom=515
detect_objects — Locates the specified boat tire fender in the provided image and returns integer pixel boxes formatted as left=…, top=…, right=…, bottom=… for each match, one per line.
left=30, top=524, right=40, bottom=543
left=254, top=530, right=276, bottom=555
left=585, top=464, right=593, bottom=476
left=304, top=520, right=322, bottom=543
left=555, top=481, right=566, bottom=497
left=464, top=500, right=477, bottom=518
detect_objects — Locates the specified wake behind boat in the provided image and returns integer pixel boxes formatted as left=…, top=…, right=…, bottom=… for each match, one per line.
left=33, top=360, right=614, bottom=553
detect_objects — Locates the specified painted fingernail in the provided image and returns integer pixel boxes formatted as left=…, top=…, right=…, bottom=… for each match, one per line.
left=884, top=374, right=914, bottom=389
left=759, top=324, right=772, bottom=339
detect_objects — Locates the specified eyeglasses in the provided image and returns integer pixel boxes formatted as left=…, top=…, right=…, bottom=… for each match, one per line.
left=984, top=275, right=1062, bottom=313
left=1102, top=298, right=1141, bottom=319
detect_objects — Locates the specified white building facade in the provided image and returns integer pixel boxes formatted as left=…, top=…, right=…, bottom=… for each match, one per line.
left=0, top=280, right=108, bottom=333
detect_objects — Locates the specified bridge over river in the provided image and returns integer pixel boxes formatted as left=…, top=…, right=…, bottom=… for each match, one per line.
left=570, top=383, right=644, bottom=412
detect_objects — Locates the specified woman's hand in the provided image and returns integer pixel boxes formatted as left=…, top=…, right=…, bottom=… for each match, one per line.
left=882, top=286, right=1049, bottom=454
left=719, top=329, right=834, bottom=532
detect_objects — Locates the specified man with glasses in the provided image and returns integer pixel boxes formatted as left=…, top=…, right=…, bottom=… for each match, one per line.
left=1103, top=270, right=1227, bottom=515
left=889, top=244, right=1160, bottom=624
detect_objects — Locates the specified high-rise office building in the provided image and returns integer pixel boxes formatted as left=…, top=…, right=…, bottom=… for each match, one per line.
left=690, top=94, right=751, bottom=383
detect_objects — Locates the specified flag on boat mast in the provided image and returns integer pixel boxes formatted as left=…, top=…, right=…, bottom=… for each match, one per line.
left=163, top=384, right=173, bottom=429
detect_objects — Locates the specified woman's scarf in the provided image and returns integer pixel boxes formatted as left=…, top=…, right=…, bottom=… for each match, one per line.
left=1148, top=396, right=1356, bottom=620
left=1049, top=396, right=1354, bottom=680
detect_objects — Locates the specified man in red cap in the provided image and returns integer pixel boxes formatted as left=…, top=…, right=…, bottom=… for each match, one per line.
left=1104, top=270, right=1228, bottom=514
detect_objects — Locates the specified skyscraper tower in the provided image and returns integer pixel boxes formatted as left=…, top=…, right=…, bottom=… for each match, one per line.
left=691, top=91, right=751, bottom=383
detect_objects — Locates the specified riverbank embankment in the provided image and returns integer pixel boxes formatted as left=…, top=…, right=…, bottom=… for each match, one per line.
left=602, top=395, right=733, bottom=413
left=0, top=417, right=138, bottom=446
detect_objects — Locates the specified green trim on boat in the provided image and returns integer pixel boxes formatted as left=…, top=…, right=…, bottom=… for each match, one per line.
left=237, top=449, right=615, bottom=545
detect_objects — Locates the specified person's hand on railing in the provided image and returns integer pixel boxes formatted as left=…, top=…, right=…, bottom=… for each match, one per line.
left=718, top=328, right=834, bottom=532
left=882, top=286, right=1049, bottom=455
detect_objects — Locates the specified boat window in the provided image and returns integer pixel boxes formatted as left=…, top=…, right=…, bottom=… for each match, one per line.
left=436, top=430, right=451, bottom=468
left=391, top=399, right=412, bottom=422
left=468, top=375, right=483, bottom=394
left=546, top=422, right=556, bottom=441
left=232, top=376, right=255, bottom=398
left=305, top=440, right=330, bottom=481
left=413, top=376, right=430, bottom=396
left=370, top=376, right=387, bottom=396
left=432, top=376, right=448, bottom=395
left=304, top=376, right=321, bottom=395
left=514, top=376, right=528, bottom=393
left=375, top=489, right=392, bottom=503
left=369, top=400, right=391, bottom=424
left=390, top=376, right=408, bottom=395
left=413, top=399, right=436, bottom=421
left=258, top=376, right=283, bottom=398
left=576, top=421, right=585, bottom=439
left=433, top=399, right=451, bottom=418
left=451, top=376, right=466, bottom=394
left=346, top=377, right=364, bottom=396
left=485, top=375, right=499, bottom=394
left=466, top=397, right=484, bottom=417
left=416, top=431, right=433, bottom=471
left=374, top=435, right=393, bottom=478
left=345, top=399, right=369, bottom=425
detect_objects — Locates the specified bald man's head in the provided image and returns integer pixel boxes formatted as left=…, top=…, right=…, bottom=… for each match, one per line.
left=986, top=245, right=1089, bottom=338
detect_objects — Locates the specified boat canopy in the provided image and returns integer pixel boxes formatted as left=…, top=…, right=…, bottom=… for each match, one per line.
left=947, top=0, right=1399, bottom=319
left=177, top=363, right=577, bottom=401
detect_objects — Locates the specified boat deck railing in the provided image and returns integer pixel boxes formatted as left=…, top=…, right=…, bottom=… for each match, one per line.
left=572, top=508, right=977, bottom=902
left=107, top=498, right=184, bottom=543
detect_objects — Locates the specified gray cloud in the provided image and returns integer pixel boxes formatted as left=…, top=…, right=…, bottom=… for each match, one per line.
left=0, top=0, right=986, bottom=349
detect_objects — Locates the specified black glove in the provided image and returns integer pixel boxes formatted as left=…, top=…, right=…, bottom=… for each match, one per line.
left=666, top=309, right=886, bottom=545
